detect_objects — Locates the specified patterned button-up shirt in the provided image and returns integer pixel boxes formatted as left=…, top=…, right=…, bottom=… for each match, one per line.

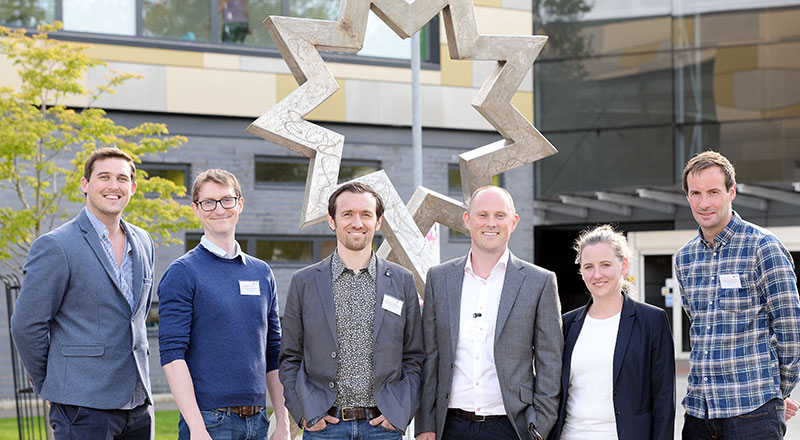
left=86, top=209, right=147, bottom=409
left=331, top=250, right=378, bottom=407
left=675, top=211, right=800, bottom=419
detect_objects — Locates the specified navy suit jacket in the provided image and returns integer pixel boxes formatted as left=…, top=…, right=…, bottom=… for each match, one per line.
left=549, top=295, right=675, bottom=440
left=11, top=208, right=155, bottom=409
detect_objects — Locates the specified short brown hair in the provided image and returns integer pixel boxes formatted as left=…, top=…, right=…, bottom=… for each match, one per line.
left=682, top=151, right=736, bottom=193
left=191, top=169, right=243, bottom=203
left=84, top=148, right=136, bottom=181
left=328, top=182, right=385, bottom=219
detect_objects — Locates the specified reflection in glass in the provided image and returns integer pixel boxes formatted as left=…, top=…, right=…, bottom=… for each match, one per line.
left=0, top=0, right=55, bottom=28
left=677, top=119, right=800, bottom=184
left=536, top=51, right=673, bottom=131
left=62, top=0, right=135, bottom=36
left=256, top=240, right=313, bottom=262
left=534, top=126, right=674, bottom=198
left=673, top=5, right=800, bottom=49
left=143, top=0, right=210, bottom=42
left=219, top=0, right=281, bottom=46
left=255, top=158, right=377, bottom=184
left=290, top=0, right=337, bottom=20
left=675, top=42, right=800, bottom=124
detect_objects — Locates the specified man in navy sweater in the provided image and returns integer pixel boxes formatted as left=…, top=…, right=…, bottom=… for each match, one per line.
left=157, top=169, right=290, bottom=440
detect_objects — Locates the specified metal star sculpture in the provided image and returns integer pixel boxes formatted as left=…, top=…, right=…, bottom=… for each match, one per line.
left=247, top=0, right=557, bottom=293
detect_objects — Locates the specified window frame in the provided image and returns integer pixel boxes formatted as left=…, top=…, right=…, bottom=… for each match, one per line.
left=4, top=0, right=440, bottom=68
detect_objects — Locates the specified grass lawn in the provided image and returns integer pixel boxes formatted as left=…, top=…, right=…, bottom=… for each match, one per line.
left=0, top=410, right=180, bottom=439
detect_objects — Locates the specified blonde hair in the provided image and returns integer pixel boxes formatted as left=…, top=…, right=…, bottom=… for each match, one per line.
left=573, top=225, right=635, bottom=296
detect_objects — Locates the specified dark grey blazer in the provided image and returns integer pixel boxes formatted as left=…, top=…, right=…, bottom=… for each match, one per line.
left=416, top=253, right=564, bottom=440
left=11, top=207, right=154, bottom=409
left=278, top=254, right=424, bottom=432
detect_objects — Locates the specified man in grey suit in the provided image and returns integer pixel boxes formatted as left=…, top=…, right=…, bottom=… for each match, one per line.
left=279, top=182, right=424, bottom=439
left=416, top=186, right=563, bottom=440
left=11, top=148, right=155, bottom=440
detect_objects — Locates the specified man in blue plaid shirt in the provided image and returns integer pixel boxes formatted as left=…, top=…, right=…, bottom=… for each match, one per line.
left=676, top=151, right=800, bottom=439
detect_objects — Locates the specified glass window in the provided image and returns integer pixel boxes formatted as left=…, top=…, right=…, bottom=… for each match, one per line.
left=218, top=0, right=280, bottom=46
left=534, top=126, right=674, bottom=198
left=536, top=50, right=673, bottom=131
left=143, top=0, right=211, bottom=42
left=673, top=5, right=800, bottom=49
left=255, top=156, right=379, bottom=185
left=677, top=119, right=800, bottom=184
left=256, top=239, right=313, bottom=262
left=448, top=164, right=501, bottom=194
left=675, top=42, right=800, bottom=124
left=185, top=235, right=249, bottom=254
left=536, top=14, right=671, bottom=60
left=62, top=0, right=136, bottom=36
left=289, top=0, right=336, bottom=20
left=140, top=163, right=190, bottom=187
left=0, top=0, right=55, bottom=28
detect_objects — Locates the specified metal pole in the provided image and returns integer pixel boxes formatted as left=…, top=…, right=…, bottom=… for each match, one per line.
left=411, top=32, right=422, bottom=189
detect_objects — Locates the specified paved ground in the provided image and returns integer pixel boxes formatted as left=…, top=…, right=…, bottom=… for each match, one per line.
left=2, top=360, right=799, bottom=439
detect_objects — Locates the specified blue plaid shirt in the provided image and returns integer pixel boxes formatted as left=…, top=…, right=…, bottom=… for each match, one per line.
left=675, top=211, right=800, bottom=419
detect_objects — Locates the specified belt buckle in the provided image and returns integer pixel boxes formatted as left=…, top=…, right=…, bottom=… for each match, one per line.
left=473, top=413, right=487, bottom=422
left=241, top=406, right=255, bottom=416
left=340, top=407, right=358, bottom=422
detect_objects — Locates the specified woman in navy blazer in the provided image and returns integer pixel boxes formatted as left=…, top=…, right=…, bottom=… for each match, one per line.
left=549, top=225, right=675, bottom=440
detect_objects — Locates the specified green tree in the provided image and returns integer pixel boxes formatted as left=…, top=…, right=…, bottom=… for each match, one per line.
left=0, top=22, right=200, bottom=275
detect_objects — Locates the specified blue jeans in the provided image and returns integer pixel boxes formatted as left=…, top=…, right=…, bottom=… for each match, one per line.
left=178, top=408, right=270, bottom=440
left=302, top=420, right=402, bottom=440
left=682, top=398, right=787, bottom=440
left=441, top=412, right=519, bottom=440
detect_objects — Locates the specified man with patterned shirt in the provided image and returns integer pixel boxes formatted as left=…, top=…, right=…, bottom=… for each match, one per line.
left=676, top=150, right=800, bottom=439
left=279, top=182, right=424, bottom=439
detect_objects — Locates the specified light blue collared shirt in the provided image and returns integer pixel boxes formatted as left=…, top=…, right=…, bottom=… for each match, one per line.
left=84, top=208, right=146, bottom=409
left=199, top=235, right=245, bottom=264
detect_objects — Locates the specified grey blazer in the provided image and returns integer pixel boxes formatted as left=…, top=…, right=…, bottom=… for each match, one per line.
left=11, top=207, right=155, bottom=409
left=278, top=255, right=424, bottom=432
left=416, top=253, right=564, bottom=440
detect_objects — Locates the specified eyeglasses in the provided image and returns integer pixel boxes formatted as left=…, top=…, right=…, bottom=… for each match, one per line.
left=195, top=196, right=239, bottom=212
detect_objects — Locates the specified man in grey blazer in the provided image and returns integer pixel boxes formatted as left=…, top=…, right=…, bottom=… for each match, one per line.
left=279, top=182, right=424, bottom=439
left=416, top=186, right=563, bottom=440
left=11, top=148, right=155, bottom=440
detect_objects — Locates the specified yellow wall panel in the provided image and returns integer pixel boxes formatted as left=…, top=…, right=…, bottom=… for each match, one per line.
left=203, top=53, right=240, bottom=70
left=714, top=46, right=757, bottom=75
left=328, top=62, right=441, bottom=85
left=0, top=54, right=22, bottom=91
left=86, top=44, right=203, bottom=67
left=511, top=91, right=533, bottom=123
left=165, top=67, right=275, bottom=117
left=474, top=6, right=532, bottom=35
left=275, top=74, right=346, bottom=122
left=440, top=44, right=473, bottom=87
left=474, top=0, right=502, bottom=7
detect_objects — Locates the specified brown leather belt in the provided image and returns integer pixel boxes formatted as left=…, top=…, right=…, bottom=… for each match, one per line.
left=216, top=406, right=263, bottom=416
left=328, top=406, right=382, bottom=421
left=448, top=408, right=505, bottom=422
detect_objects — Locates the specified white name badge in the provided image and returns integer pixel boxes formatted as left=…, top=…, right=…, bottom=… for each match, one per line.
left=381, top=295, right=404, bottom=316
left=239, top=280, right=261, bottom=296
left=464, top=321, right=489, bottom=342
left=719, top=274, right=742, bottom=289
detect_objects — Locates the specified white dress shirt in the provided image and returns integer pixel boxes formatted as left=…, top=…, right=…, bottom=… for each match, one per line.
left=448, top=248, right=510, bottom=415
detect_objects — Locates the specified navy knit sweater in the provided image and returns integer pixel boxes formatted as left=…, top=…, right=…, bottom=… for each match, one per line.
left=157, top=245, right=281, bottom=410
